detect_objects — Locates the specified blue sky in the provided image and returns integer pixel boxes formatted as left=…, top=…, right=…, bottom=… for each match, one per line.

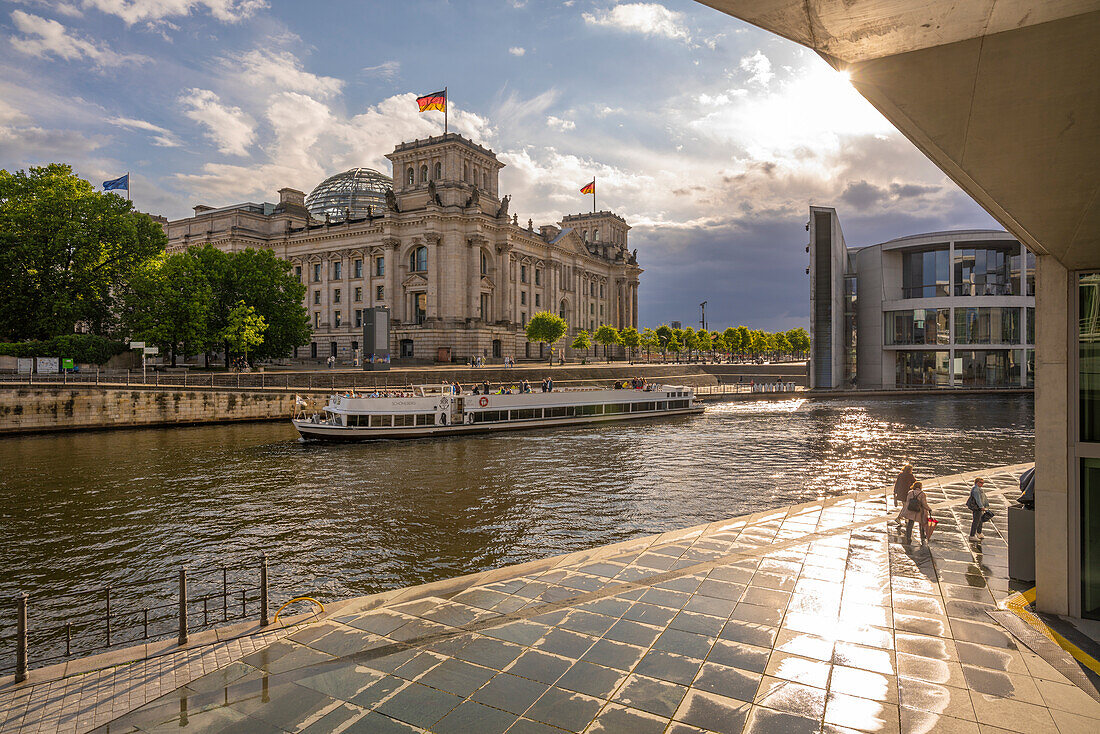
left=0, top=0, right=1001, bottom=330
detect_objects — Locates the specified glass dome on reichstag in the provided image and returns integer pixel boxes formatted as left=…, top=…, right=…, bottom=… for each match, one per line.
left=305, top=167, right=393, bottom=221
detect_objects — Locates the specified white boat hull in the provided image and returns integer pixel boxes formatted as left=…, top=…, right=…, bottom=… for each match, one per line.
left=292, top=406, right=703, bottom=441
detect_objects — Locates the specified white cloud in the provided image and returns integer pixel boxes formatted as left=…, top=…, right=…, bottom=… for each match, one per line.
left=13, top=1, right=84, bottom=17
left=80, top=0, right=267, bottom=25
left=9, top=10, right=146, bottom=67
left=179, top=88, right=254, bottom=156
left=546, top=116, right=575, bottom=131
left=107, top=116, right=181, bottom=147
left=739, top=50, right=773, bottom=87
left=228, top=48, right=344, bottom=99
left=582, top=3, right=690, bottom=43
left=362, top=60, right=400, bottom=81
left=508, top=46, right=526, bottom=56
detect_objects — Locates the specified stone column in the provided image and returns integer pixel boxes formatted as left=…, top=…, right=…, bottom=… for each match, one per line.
left=468, top=236, right=487, bottom=322
left=631, top=282, right=639, bottom=328
left=1034, top=254, right=1071, bottom=616
left=383, top=237, right=400, bottom=322
left=423, top=233, right=441, bottom=323
left=496, top=243, right=512, bottom=324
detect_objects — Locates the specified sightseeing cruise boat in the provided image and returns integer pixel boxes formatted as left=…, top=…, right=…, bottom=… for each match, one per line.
left=292, top=383, right=702, bottom=441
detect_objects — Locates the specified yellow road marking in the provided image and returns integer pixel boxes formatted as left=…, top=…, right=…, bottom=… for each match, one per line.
left=1003, top=587, right=1100, bottom=675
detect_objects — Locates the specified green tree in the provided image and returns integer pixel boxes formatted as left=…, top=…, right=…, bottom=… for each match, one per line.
left=655, top=324, right=673, bottom=359
left=620, top=326, right=641, bottom=362
left=713, top=331, right=728, bottom=357
left=221, top=301, right=267, bottom=365
left=723, top=327, right=739, bottom=354
left=121, top=253, right=212, bottom=366
left=593, top=324, right=621, bottom=362
left=525, top=311, right=568, bottom=365
left=786, top=327, right=810, bottom=357
left=667, top=337, right=682, bottom=358
left=640, top=328, right=660, bottom=361
left=682, top=327, right=697, bottom=361
left=571, top=329, right=591, bottom=361
left=750, top=329, right=768, bottom=357
left=696, top=329, right=713, bottom=359
left=0, top=164, right=166, bottom=340
left=775, top=332, right=792, bottom=359
left=736, top=325, right=751, bottom=356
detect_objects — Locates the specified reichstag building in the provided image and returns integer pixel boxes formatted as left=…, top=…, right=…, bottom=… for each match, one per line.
left=166, top=133, right=641, bottom=363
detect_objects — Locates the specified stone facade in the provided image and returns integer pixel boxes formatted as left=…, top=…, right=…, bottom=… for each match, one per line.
left=165, top=134, right=642, bottom=363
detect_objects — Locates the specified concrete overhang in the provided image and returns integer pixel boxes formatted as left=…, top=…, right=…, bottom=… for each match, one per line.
left=697, top=1, right=1100, bottom=269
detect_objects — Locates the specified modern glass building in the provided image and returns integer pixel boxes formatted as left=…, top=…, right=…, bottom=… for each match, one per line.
left=809, top=206, right=1035, bottom=389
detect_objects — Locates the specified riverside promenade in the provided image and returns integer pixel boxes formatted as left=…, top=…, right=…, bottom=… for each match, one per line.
left=5, top=463, right=1099, bottom=733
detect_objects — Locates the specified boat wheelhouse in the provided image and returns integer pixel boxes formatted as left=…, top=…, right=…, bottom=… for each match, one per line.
left=291, top=383, right=702, bottom=441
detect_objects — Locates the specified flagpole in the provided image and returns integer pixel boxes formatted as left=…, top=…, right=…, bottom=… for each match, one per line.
left=593, top=178, right=596, bottom=213
left=127, top=172, right=130, bottom=202
left=444, top=87, right=448, bottom=134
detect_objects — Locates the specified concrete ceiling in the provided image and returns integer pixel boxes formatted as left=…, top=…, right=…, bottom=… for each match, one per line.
left=697, top=1, right=1100, bottom=268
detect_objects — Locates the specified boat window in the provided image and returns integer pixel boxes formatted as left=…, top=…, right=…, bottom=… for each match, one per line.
left=370, top=415, right=393, bottom=427
left=393, top=414, right=415, bottom=427
left=416, top=414, right=434, bottom=426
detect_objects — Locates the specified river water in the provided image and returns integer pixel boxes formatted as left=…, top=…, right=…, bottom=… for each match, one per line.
left=0, top=394, right=1032, bottom=665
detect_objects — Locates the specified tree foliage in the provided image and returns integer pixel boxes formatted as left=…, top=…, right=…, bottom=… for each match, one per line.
left=0, top=164, right=167, bottom=340
left=640, top=328, right=659, bottom=360
left=221, top=300, right=267, bottom=361
left=786, top=327, right=810, bottom=354
left=619, top=326, right=641, bottom=360
left=121, top=253, right=212, bottom=366
left=0, top=334, right=127, bottom=364
left=571, top=329, right=591, bottom=359
left=525, top=311, right=568, bottom=365
left=593, top=324, right=620, bottom=362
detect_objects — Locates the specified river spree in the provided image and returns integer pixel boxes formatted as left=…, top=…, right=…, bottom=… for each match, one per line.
left=0, top=394, right=1032, bottom=662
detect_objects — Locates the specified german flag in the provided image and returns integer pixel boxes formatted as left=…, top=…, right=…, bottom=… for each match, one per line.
left=417, top=90, right=447, bottom=113
left=580, top=180, right=595, bottom=195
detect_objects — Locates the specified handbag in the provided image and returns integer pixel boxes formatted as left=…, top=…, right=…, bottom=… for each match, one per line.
left=981, top=509, right=994, bottom=523
left=966, top=495, right=980, bottom=512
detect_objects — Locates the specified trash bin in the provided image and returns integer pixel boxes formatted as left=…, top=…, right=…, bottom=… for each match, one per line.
left=1008, top=468, right=1036, bottom=582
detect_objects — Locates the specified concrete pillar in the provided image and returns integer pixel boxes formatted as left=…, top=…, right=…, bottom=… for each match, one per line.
left=1035, top=254, right=1072, bottom=616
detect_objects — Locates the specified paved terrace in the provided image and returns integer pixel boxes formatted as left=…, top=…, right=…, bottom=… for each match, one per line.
left=6, top=462, right=1100, bottom=734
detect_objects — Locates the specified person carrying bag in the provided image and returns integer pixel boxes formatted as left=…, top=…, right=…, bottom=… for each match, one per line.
left=967, top=477, right=990, bottom=540
left=900, top=481, right=931, bottom=547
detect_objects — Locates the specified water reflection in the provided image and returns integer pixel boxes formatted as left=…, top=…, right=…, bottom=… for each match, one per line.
left=1, top=394, right=1032, bottom=656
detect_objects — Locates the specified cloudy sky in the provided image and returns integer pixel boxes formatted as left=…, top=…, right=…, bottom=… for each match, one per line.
left=0, top=0, right=1002, bottom=330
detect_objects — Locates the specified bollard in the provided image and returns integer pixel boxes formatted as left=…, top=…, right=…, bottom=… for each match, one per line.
left=15, top=593, right=27, bottom=683
left=105, top=587, right=112, bottom=647
left=178, top=568, right=188, bottom=646
left=259, top=553, right=269, bottom=627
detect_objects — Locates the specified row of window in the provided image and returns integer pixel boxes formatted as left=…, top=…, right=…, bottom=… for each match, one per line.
left=901, top=245, right=1035, bottom=298
left=404, top=162, right=491, bottom=189
left=470, top=400, right=689, bottom=423
left=894, top=349, right=1032, bottom=388
left=297, top=258, right=386, bottom=283
left=313, top=287, right=386, bottom=305
left=885, top=307, right=1035, bottom=346
left=346, top=413, right=436, bottom=427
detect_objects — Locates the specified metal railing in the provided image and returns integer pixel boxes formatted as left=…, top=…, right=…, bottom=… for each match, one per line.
left=695, top=383, right=802, bottom=395
left=1, top=554, right=273, bottom=682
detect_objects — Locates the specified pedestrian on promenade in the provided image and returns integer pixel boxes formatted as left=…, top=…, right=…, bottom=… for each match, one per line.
left=967, top=477, right=990, bottom=540
left=901, top=480, right=931, bottom=546
left=893, top=464, right=916, bottom=525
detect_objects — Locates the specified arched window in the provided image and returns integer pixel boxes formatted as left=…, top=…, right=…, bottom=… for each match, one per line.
left=581, top=230, right=588, bottom=242
left=406, top=167, right=414, bottom=186
left=559, top=300, right=567, bottom=320
left=594, top=228, right=600, bottom=242
left=464, top=163, right=469, bottom=182
left=480, top=250, right=488, bottom=275
left=410, top=246, right=427, bottom=272
left=434, top=162, right=442, bottom=180
left=483, top=171, right=488, bottom=189
left=420, top=165, right=428, bottom=184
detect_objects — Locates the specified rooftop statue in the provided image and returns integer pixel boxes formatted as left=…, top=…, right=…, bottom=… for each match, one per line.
left=385, top=189, right=399, bottom=213
left=496, top=194, right=510, bottom=219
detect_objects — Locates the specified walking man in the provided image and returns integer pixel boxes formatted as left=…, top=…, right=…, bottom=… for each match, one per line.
left=968, top=477, right=989, bottom=540
left=893, top=464, right=916, bottom=526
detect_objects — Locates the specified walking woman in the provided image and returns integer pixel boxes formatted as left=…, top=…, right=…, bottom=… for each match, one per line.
left=893, top=464, right=916, bottom=525
left=968, top=477, right=989, bottom=540
left=900, top=480, right=932, bottom=547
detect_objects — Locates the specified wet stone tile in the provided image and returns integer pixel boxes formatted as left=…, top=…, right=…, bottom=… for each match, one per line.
left=507, top=718, right=566, bottom=734
left=669, top=611, right=727, bottom=637
left=587, top=703, right=669, bottom=734
left=416, top=658, right=497, bottom=697
left=620, top=601, right=678, bottom=627
left=948, top=620, right=1017, bottom=650
left=432, top=700, right=518, bottom=734
left=897, top=678, right=976, bottom=721
left=579, top=638, right=646, bottom=672
left=558, top=610, right=617, bottom=637
left=706, top=639, right=771, bottom=674
left=612, top=674, right=688, bottom=718
left=294, top=662, right=386, bottom=702
left=653, top=629, right=717, bottom=659
left=454, top=635, right=524, bottom=669
left=481, top=620, right=549, bottom=647
left=764, top=651, right=832, bottom=690
left=471, top=672, right=549, bottom=715
left=634, top=649, right=705, bottom=686
left=555, top=660, right=627, bottom=699
left=525, top=685, right=604, bottom=733
left=506, top=649, right=574, bottom=685
left=696, top=579, right=746, bottom=602
left=604, top=619, right=663, bottom=647
left=348, top=674, right=408, bottom=709
left=823, top=690, right=899, bottom=734
left=729, top=602, right=784, bottom=626
left=830, top=665, right=898, bottom=704
left=755, top=676, right=827, bottom=719
left=719, top=620, right=779, bottom=649
left=673, top=689, right=752, bottom=734
left=743, top=704, right=823, bottom=734
left=691, top=661, right=761, bottom=703
left=374, top=681, right=462, bottom=728
left=681, top=594, right=738, bottom=618
left=536, top=628, right=597, bottom=658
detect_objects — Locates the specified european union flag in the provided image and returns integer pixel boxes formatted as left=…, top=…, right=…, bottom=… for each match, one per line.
left=103, top=174, right=128, bottom=191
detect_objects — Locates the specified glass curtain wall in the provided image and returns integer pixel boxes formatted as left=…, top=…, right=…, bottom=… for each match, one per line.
left=952, top=350, right=1022, bottom=387
left=902, top=248, right=949, bottom=298
left=1080, top=274, right=1100, bottom=619
left=954, top=307, right=1022, bottom=344
left=895, top=351, right=950, bottom=386
left=954, top=245, right=1020, bottom=296
left=885, top=309, right=949, bottom=345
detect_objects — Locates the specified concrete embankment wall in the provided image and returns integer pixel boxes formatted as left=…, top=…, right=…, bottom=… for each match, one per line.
left=0, top=386, right=298, bottom=434
left=697, top=362, right=809, bottom=386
